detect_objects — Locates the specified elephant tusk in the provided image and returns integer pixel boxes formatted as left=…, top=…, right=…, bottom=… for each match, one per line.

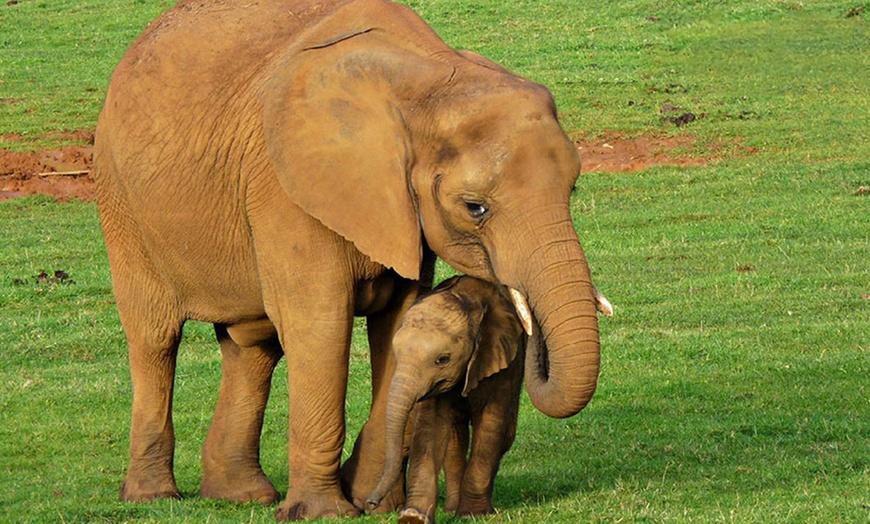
left=509, top=288, right=534, bottom=336
left=592, top=285, right=613, bottom=317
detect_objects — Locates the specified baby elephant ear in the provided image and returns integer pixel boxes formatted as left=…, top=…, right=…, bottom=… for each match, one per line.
left=462, top=297, right=523, bottom=396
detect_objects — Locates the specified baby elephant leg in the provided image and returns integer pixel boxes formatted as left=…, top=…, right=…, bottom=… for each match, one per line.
left=457, top=370, right=521, bottom=516
left=442, top=402, right=470, bottom=513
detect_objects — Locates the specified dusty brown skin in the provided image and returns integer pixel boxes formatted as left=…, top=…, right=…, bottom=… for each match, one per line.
left=368, top=276, right=525, bottom=524
left=94, top=0, right=600, bottom=520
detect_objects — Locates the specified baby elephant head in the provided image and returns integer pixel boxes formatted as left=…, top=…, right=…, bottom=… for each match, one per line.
left=367, top=275, right=523, bottom=510
left=394, top=275, right=524, bottom=399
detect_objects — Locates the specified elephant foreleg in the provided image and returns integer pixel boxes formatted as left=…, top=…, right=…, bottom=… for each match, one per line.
left=401, top=399, right=444, bottom=524
left=201, top=322, right=282, bottom=504
left=341, top=277, right=427, bottom=512
left=248, top=191, right=363, bottom=520
left=274, top=300, right=360, bottom=520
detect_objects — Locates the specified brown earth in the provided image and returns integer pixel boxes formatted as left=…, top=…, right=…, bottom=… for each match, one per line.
left=576, top=133, right=710, bottom=173
left=0, top=130, right=96, bottom=202
left=0, top=130, right=715, bottom=203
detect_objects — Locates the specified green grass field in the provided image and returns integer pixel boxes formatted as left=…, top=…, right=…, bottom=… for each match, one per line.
left=1, top=1, right=867, bottom=522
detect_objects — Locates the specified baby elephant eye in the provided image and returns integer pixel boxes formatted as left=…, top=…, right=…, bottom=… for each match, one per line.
left=464, top=201, right=487, bottom=219
left=435, top=355, right=451, bottom=366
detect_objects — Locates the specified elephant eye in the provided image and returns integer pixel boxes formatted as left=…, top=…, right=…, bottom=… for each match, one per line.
left=435, top=355, right=451, bottom=366
left=464, top=201, right=487, bottom=219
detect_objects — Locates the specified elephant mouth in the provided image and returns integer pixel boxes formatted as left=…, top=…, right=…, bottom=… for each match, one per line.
left=420, top=379, right=452, bottom=400
left=418, top=389, right=439, bottom=402
left=508, top=286, right=612, bottom=337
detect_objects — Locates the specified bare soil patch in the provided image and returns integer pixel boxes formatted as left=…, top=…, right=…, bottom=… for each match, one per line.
left=0, top=130, right=94, bottom=202
left=0, top=130, right=718, bottom=202
left=576, top=133, right=710, bottom=174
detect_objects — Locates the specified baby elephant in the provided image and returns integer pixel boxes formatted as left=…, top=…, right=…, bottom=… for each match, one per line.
left=367, top=275, right=527, bottom=523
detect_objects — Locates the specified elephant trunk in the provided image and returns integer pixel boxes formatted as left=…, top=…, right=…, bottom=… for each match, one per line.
left=366, top=369, right=418, bottom=510
left=499, top=209, right=601, bottom=418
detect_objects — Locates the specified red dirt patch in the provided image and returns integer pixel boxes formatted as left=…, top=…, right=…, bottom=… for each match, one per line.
left=577, top=133, right=708, bottom=174
left=0, top=130, right=94, bottom=202
left=0, top=130, right=714, bottom=202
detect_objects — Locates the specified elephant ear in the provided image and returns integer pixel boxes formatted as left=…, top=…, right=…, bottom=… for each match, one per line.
left=262, top=2, right=449, bottom=280
left=462, top=294, right=523, bottom=396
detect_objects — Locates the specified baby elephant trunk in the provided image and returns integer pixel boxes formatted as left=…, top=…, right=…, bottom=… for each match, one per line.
left=366, top=372, right=418, bottom=510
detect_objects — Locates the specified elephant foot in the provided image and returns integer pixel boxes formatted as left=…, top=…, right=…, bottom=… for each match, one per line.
left=120, top=473, right=181, bottom=502
left=363, top=479, right=405, bottom=514
left=274, top=491, right=360, bottom=521
left=443, top=492, right=459, bottom=513
left=341, top=445, right=405, bottom=512
left=455, top=497, right=494, bottom=517
left=201, top=470, right=280, bottom=505
left=399, top=506, right=435, bottom=524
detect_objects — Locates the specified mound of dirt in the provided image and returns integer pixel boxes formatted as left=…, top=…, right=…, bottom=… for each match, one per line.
left=0, top=130, right=713, bottom=203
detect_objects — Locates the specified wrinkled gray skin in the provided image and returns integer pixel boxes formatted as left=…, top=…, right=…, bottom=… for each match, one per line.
left=367, top=276, right=525, bottom=524
left=93, top=0, right=601, bottom=520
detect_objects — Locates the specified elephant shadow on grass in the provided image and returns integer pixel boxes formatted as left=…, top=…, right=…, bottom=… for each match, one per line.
left=491, top=390, right=772, bottom=513
left=484, top=425, right=600, bottom=511
left=482, top=397, right=689, bottom=511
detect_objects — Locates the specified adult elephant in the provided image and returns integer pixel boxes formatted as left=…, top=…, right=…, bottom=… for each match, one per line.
left=93, top=0, right=601, bottom=520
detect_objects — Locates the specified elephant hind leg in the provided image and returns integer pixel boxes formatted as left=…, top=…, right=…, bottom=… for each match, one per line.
left=201, top=323, right=282, bottom=504
left=455, top=370, right=521, bottom=517
left=98, top=164, right=185, bottom=501
left=117, top=293, right=185, bottom=502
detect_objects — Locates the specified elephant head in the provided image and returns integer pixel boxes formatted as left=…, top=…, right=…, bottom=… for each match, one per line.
left=365, top=275, right=524, bottom=507
left=393, top=275, right=521, bottom=398
left=264, top=1, right=600, bottom=419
